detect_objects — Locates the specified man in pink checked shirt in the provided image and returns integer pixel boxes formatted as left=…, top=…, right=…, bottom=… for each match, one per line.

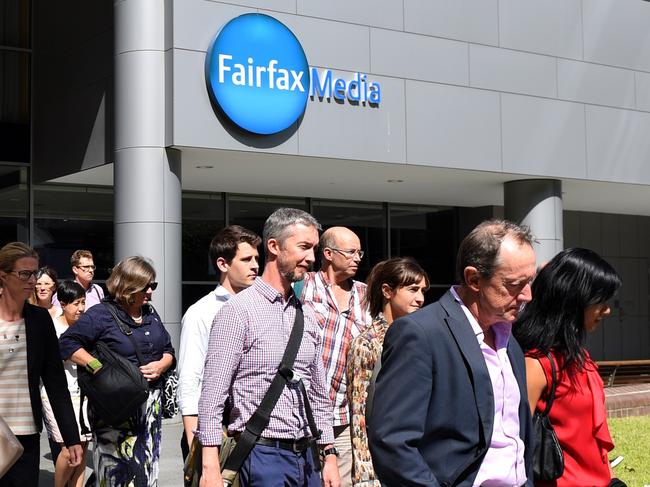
left=197, top=208, right=340, bottom=487
left=369, top=220, right=536, bottom=487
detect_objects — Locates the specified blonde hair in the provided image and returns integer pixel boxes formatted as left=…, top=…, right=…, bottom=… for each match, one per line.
left=0, top=242, right=39, bottom=274
left=106, top=256, right=156, bottom=306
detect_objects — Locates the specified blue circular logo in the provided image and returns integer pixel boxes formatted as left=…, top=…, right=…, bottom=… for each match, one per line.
left=205, top=14, right=310, bottom=135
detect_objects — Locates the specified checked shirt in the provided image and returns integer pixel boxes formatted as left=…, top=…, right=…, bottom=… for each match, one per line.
left=197, top=277, right=334, bottom=447
left=299, top=271, right=371, bottom=426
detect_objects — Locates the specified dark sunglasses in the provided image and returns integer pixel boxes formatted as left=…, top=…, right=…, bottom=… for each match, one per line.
left=141, top=281, right=158, bottom=292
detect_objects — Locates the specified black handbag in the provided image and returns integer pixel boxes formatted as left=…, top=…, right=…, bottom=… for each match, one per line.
left=78, top=340, right=150, bottom=428
left=78, top=302, right=150, bottom=429
left=532, top=352, right=565, bottom=481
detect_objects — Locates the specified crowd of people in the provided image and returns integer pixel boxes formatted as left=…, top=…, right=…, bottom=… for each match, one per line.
left=0, top=207, right=625, bottom=487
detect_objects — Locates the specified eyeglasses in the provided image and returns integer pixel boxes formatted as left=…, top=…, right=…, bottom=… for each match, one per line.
left=140, top=282, right=158, bottom=292
left=328, top=248, right=365, bottom=259
left=10, top=270, right=39, bottom=281
left=75, top=265, right=96, bottom=271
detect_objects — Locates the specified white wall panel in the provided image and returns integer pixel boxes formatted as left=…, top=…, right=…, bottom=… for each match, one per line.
left=297, top=0, right=403, bottom=30
left=586, top=106, right=650, bottom=185
left=499, top=0, right=582, bottom=59
left=557, top=59, right=635, bottom=109
left=636, top=71, right=650, bottom=112
left=371, top=29, right=468, bottom=85
left=406, top=81, right=501, bottom=170
left=469, top=44, right=556, bottom=98
left=583, top=0, right=650, bottom=71
left=404, top=0, right=498, bottom=46
left=501, top=94, right=586, bottom=178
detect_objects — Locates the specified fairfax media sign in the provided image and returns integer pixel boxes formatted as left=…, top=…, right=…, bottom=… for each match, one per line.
left=205, top=13, right=382, bottom=135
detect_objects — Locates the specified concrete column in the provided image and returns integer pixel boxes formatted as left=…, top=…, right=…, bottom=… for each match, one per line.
left=113, top=0, right=182, bottom=350
left=504, top=179, right=563, bottom=266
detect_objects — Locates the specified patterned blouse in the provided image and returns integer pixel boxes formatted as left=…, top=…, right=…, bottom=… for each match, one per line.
left=346, top=315, right=390, bottom=487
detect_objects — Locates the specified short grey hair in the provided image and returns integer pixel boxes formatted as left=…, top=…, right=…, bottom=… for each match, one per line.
left=456, top=219, right=535, bottom=285
left=263, top=208, right=321, bottom=256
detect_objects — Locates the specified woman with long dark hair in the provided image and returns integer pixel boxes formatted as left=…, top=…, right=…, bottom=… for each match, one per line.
left=346, top=257, right=429, bottom=487
left=514, top=248, right=621, bottom=486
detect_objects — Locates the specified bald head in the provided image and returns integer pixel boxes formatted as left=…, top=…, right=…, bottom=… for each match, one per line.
left=320, top=227, right=358, bottom=254
left=320, top=227, right=363, bottom=280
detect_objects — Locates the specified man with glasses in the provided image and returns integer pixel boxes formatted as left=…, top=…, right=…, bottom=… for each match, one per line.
left=368, top=220, right=536, bottom=486
left=54, top=249, right=104, bottom=310
left=298, top=226, right=372, bottom=487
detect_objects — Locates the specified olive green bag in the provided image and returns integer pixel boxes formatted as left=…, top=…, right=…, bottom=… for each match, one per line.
left=183, top=433, right=239, bottom=487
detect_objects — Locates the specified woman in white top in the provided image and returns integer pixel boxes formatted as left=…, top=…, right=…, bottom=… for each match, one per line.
left=41, top=279, right=90, bottom=487
left=0, top=242, right=82, bottom=487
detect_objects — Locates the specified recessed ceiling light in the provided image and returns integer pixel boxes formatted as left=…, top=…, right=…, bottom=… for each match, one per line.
left=387, top=179, right=404, bottom=183
left=196, top=165, right=214, bottom=169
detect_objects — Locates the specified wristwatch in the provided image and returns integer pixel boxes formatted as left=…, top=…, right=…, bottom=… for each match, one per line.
left=86, top=358, right=103, bottom=374
left=321, top=447, right=339, bottom=458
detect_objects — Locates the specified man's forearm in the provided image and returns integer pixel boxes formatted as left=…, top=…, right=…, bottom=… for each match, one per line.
left=183, top=415, right=198, bottom=445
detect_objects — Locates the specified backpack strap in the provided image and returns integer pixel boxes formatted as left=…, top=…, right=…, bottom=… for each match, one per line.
left=102, top=301, right=146, bottom=365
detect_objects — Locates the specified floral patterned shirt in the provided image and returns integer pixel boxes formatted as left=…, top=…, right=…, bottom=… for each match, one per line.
left=346, top=315, right=390, bottom=487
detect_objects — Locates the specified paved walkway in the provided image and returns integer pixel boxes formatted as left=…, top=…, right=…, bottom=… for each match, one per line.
left=605, top=383, right=650, bottom=418
left=38, top=418, right=185, bottom=486
left=36, top=386, right=650, bottom=485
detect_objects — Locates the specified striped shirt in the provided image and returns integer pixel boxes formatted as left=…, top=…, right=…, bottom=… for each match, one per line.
left=197, top=277, right=334, bottom=447
left=0, top=318, right=37, bottom=435
left=300, top=271, right=371, bottom=425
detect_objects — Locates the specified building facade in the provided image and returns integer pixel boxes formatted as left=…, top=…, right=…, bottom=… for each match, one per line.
left=2, top=0, right=650, bottom=360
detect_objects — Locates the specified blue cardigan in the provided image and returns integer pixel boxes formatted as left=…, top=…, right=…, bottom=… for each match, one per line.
left=59, top=301, right=175, bottom=373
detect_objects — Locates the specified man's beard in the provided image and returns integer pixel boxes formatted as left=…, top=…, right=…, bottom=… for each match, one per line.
left=283, top=269, right=302, bottom=283
left=279, top=258, right=311, bottom=283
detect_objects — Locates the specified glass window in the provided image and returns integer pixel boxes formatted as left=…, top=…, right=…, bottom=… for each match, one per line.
left=312, top=200, right=386, bottom=282
left=390, top=204, right=457, bottom=301
left=0, top=165, right=29, bottom=246
left=0, top=0, right=31, bottom=49
left=182, top=192, right=225, bottom=282
left=182, top=192, right=225, bottom=312
left=33, top=184, right=114, bottom=282
left=0, top=51, right=30, bottom=162
left=228, top=194, right=308, bottom=241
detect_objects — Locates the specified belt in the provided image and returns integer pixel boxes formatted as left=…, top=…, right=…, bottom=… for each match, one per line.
left=255, top=436, right=312, bottom=453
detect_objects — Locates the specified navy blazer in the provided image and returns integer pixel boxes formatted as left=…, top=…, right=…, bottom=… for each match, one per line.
left=24, top=303, right=81, bottom=446
left=368, top=290, right=533, bottom=487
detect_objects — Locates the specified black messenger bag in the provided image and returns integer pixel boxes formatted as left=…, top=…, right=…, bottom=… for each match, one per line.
left=78, top=340, right=149, bottom=428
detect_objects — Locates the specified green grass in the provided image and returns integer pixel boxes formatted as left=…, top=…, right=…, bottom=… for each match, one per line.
left=609, top=416, right=650, bottom=486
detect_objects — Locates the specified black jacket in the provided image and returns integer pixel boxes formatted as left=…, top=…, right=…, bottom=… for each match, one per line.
left=24, top=303, right=80, bottom=446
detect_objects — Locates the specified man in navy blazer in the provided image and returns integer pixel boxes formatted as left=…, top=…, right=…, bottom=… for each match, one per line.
left=369, top=220, right=537, bottom=487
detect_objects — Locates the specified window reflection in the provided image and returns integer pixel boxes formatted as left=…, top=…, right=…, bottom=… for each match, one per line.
left=312, top=200, right=386, bottom=282
left=33, top=185, right=113, bottom=281
left=0, top=166, right=29, bottom=246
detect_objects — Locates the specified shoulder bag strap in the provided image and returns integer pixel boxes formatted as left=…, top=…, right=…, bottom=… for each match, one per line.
left=222, top=305, right=306, bottom=481
left=102, top=301, right=146, bottom=365
left=541, top=352, right=558, bottom=417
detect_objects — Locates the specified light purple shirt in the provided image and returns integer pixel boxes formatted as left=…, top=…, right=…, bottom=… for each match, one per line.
left=451, top=287, right=526, bottom=487
left=197, top=277, right=334, bottom=447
